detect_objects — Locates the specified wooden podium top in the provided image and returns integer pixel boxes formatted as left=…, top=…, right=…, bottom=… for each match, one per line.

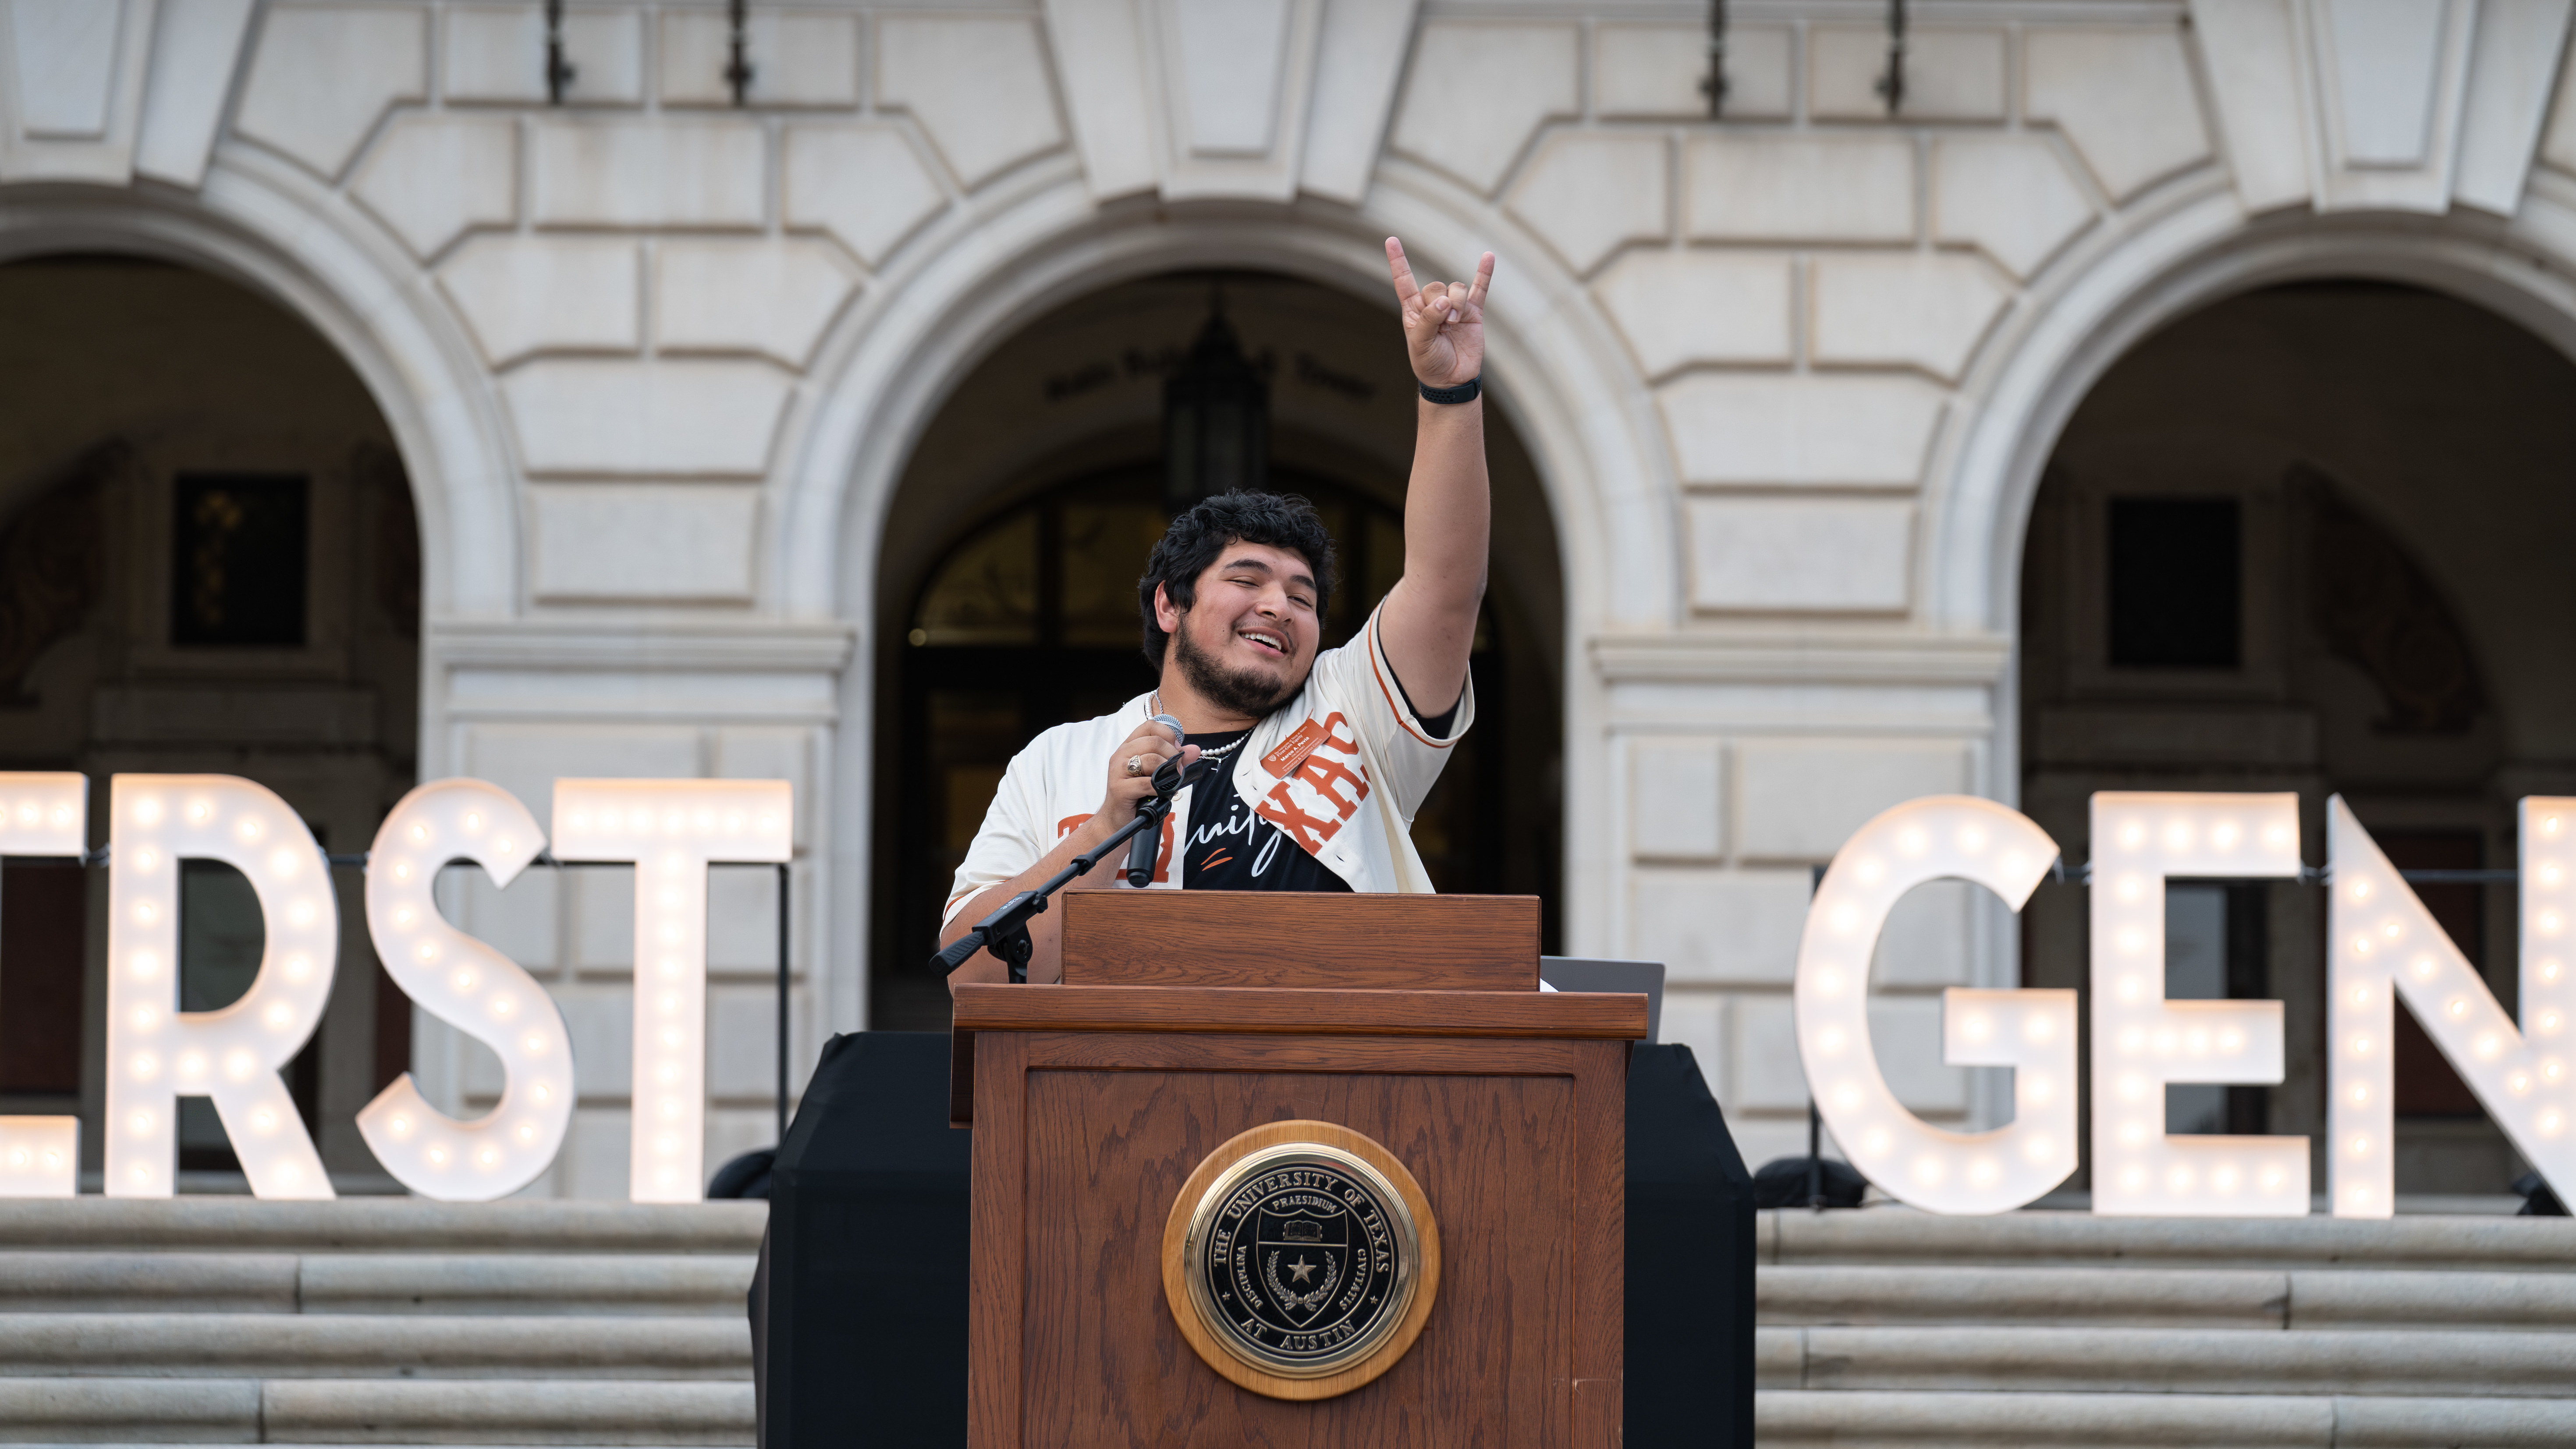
left=949, top=893, right=1645, bottom=1126
left=1058, top=891, right=1542, bottom=991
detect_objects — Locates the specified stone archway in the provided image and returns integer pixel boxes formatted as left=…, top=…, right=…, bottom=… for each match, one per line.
left=802, top=189, right=1665, bottom=1025
left=0, top=249, right=428, bottom=1188
left=854, top=268, right=1567, bottom=1026
left=1987, top=243, right=2576, bottom=1195
left=0, top=184, right=520, bottom=650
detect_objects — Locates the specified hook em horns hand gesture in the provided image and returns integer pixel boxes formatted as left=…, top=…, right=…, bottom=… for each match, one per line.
left=1387, top=238, right=1494, bottom=390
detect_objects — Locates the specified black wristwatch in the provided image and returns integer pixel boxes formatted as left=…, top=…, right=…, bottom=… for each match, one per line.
left=1419, top=376, right=1480, bottom=405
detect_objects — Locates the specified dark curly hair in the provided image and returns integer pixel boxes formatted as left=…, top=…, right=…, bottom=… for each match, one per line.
left=1138, top=491, right=1338, bottom=669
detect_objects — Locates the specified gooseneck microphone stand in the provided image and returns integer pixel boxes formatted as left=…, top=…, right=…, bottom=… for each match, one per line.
left=930, top=753, right=1210, bottom=982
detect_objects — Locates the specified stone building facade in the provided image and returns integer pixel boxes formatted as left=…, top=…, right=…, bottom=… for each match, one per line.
left=3, top=0, right=2574, bottom=1194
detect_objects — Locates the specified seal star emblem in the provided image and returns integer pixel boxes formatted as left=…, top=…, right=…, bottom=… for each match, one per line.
left=1288, top=1255, right=1317, bottom=1284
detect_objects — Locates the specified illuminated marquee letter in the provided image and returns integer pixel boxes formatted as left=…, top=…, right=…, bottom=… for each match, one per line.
left=2089, top=792, right=2305, bottom=1216
left=2327, top=796, right=2576, bottom=1217
left=1796, top=796, right=2077, bottom=1213
left=106, top=775, right=337, bottom=1199
left=357, top=780, right=573, bottom=1200
left=552, top=779, right=792, bottom=1203
left=0, top=773, right=85, bottom=1198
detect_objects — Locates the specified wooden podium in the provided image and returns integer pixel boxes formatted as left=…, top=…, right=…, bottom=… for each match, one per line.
left=951, top=892, right=1646, bottom=1446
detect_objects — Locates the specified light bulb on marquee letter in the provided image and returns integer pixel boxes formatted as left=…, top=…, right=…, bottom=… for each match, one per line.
left=2328, top=796, right=2576, bottom=1218
left=105, top=775, right=337, bottom=1199
left=0, top=1117, right=77, bottom=1197
left=356, top=780, right=572, bottom=1200
left=0, top=771, right=85, bottom=857
left=2089, top=792, right=2305, bottom=1217
left=0, top=773, right=86, bottom=1198
left=552, top=779, right=792, bottom=1204
left=1795, top=796, right=2076, bottom=1214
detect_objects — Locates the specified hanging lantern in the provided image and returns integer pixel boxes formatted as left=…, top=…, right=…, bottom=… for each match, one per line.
left=1162, top=289, right=1269, bottom=514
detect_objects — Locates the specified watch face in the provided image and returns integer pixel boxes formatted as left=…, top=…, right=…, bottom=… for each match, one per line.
left=1182, top=1142, right=1419, bottom=1379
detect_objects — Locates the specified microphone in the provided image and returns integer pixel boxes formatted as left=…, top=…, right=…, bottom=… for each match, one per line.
left=1147, top=713, right=1185, bottom=746
left=1124, top=749, right=1210, bottom=888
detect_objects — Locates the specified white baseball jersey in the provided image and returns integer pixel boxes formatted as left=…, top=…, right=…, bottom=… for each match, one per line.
left=943, top=602, right=1473, bottom=924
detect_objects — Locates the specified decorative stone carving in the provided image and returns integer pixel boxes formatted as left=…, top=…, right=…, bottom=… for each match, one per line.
left=1043, top=0, right=1420, bottom=203
left=2191, top=0, right=2569, bottom=216
left=135, top=0, right=262, bottom=187
left=0, top=0, right=159, bottom=183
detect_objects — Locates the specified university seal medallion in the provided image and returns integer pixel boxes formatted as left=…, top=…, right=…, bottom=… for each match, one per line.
left=1162, top=1121, right=1440, bottom=1399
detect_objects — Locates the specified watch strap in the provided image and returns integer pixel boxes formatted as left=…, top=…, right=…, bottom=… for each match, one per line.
left=1418, top=376, right=1481, bottom=405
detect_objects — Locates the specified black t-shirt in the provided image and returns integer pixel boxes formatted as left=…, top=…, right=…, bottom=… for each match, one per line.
left=1174, top=677, right=1460, bottom=892
left=1180, top=729, right=1351, bottom=892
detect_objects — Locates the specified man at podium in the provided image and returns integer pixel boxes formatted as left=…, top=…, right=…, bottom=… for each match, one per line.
left=941, top=238, right=1497, bottom=984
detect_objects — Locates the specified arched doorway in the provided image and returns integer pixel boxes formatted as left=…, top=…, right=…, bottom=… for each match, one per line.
left=0, top=255, right=421, bottom=1190
left=866, top=271, right=1565, bottom=1028
left=2019, top=279, right=2576, bottom=1197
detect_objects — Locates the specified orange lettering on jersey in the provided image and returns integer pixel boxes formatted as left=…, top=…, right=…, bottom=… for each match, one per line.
left=1057, top=812, right=1172, bottom=882
left=1261, top=718, right=1328, bottom=778
left=1299, top=748, right=1367, bottom=812
left=1253, top=711, right=1369, bottom=853
left=1255, top=789, right=1342, bottom=852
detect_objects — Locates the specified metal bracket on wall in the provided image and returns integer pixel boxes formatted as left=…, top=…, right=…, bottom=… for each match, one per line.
left=726, top=0, right=755, bottom=107
left=1875, top=0, right=1908, bottom=116
left=544, top=0, right=575, bottom=105
left=1700, top=0, right=1729, bottom=118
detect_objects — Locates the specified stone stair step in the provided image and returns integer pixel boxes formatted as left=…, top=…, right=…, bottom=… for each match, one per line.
left=0, top=1253, right=756, bottom=1317
left=299, top=1255, right=756, bottom=1317
left=1762, top=1264, right=2289, bottom=1329
left=263, top=1379, right=754, bottom=1446
left=0, top=1376, right=753, bottom=1445
left=1755, top=1389, right=2576, bottom=1447
left=0, top=1250, right=301, bottom=1314
left=1758, top=1324, right=2576, bottom=1398
left=0, top=1200, right=765, bottom=1255
left=1760, top=1263, right=2576, bottom=1332
left=0, top=1315, right=749, bottom=1380
left=1767, top=1207, right=2576, bottom=1271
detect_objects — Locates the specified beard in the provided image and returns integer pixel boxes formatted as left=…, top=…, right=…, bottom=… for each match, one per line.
left=1172, top=613, right=1299, bottom=718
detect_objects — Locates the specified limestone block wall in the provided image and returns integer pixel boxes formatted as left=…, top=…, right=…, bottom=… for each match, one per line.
left=7, top=0, right=2576, bottom=1190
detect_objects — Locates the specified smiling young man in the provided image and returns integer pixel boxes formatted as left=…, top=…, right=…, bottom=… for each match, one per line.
left=940, top=238, right=1495, bottom=985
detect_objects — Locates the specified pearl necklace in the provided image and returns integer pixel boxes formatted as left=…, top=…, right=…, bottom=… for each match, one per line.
left=1152, top=693, right=1255, bottom=760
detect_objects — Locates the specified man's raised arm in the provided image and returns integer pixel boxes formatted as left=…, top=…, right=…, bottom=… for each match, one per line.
left=1373, top=238, right=1495, bottom=722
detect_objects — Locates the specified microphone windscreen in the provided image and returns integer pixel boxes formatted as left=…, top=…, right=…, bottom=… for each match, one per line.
left=1148, top=713, right=1185, bottom=744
